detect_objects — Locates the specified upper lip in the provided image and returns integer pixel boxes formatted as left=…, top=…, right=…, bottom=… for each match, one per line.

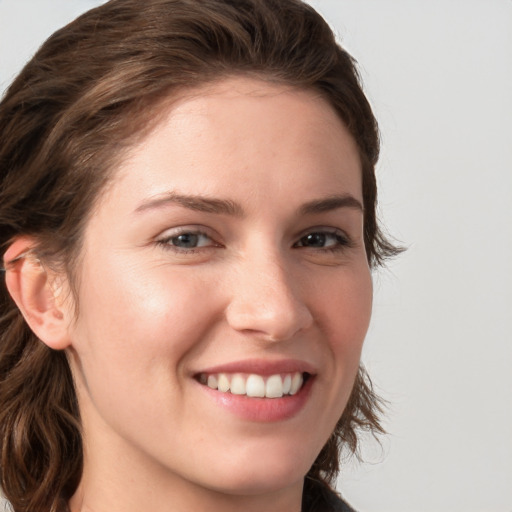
left=193, top=358, right=317, bottom=377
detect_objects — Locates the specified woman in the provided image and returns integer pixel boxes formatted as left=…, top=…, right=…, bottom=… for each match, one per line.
left=0, top=1, right=399, bottom=511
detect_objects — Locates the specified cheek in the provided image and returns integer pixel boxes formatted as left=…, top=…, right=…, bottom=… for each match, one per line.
left=324, top=265, right=372, bottom=348
left=70, top=260, right=219, bottom=388
left=67, top=261, right=224, bottom=446
left=319, top=265, right=373, bottom=394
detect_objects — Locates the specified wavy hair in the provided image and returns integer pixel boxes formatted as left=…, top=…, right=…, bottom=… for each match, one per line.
left=0, top=1, right=399, bottom=510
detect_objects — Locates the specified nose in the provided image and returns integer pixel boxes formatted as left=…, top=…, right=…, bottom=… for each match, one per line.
left=225, top=251, right=314, bottom=342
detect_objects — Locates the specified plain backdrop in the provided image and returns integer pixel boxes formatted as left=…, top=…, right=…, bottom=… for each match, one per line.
left=1, top=1, right=511, bottom=511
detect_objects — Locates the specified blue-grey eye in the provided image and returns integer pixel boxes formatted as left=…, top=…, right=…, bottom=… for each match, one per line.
left=172, top=233, right=198, bottom=248
left=169, top=232, right=211, bottom=248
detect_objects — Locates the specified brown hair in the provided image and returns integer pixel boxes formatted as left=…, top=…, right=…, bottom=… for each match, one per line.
left=0, top=0, right=399, bottom=510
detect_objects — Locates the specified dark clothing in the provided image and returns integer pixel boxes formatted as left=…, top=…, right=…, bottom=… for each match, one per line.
left=302, top=479, right=356, bottom=512
left=325, top=490, right=357, bottom=512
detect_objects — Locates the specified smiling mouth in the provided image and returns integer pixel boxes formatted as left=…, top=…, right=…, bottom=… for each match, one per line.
left=196, top=372, right=310, bottom=399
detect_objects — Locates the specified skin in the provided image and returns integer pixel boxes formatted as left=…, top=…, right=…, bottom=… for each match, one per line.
left=57, top=77, right=374, bottom=512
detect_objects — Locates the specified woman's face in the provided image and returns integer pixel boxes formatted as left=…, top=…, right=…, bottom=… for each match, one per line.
left=65, top=77, right=372, bottom=505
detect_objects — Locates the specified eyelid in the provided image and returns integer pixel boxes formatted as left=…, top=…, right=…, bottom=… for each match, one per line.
left=156, top=224, right=216, bottom=240
left=155, top=225, right=223, bottom=253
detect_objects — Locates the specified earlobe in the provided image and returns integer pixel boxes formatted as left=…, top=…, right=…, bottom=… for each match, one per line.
left=3, top=237, right=72, bottom=350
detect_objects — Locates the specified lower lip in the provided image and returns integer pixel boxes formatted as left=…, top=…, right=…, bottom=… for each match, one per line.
left=197, top=376, right=314, bottom=422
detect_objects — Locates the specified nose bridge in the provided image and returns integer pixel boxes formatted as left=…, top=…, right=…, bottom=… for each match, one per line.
left=226, top=246, right=313, bottom=341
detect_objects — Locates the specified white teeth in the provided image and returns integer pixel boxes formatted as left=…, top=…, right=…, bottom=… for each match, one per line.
left=265, top=374, right=284, bottom=398
left=282, top=374, right=292, bottom=394
left=230, top=374, right=246, bottom=395
left=217, top=373, right=230, bottom=392
left=246, top=374, right=265, bottom=397
left=289, top=373, right=303, bottom=395
left=207, top=374, right=218, bottom=389
left=201, top=371, right=306, bottom=398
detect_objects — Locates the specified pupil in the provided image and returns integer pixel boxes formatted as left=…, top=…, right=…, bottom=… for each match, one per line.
left=305, top=233, right=326, bottom=247
left=174, top=233, right=198, bottom=248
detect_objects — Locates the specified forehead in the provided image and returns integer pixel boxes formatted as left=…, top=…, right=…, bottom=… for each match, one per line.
left=99, top=77, right=362, bottom=214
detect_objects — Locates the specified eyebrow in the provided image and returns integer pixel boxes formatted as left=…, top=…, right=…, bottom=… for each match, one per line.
left=134, top=192, right=363, bottom=217
left=299, top=194, right=364, bottom=215
left=134, top=192, right=244, bottom=217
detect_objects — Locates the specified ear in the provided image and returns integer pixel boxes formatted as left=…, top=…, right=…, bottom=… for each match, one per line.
left=3, top=237, right=72, bottom=350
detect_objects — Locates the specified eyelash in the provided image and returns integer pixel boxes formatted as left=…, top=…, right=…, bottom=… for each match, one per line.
left=293, top=229, right=352, bottom=252
left=156, top=229, right=219, bottom=254
left=155, top=227, right=352, bottom=254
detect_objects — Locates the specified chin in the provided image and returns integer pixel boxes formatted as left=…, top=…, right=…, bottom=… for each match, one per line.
left=201, top=446, right=316, bottom=497
left=211, top=471, right=305, bottom=497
